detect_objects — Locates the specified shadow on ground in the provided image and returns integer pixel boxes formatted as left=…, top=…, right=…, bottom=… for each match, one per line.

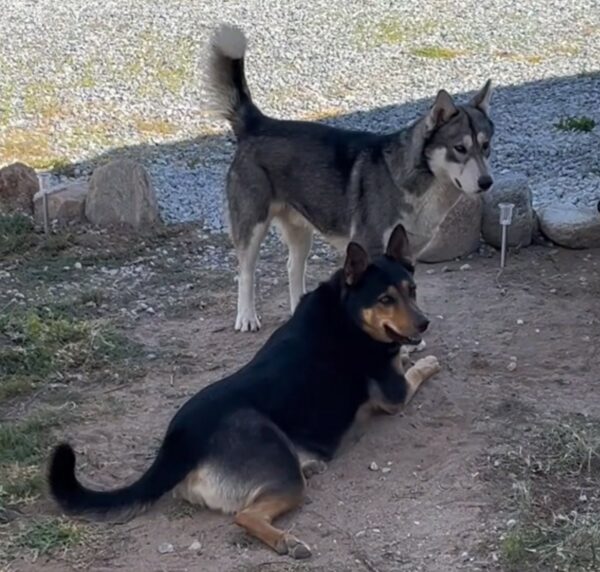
left=60, top=71, right=600, bottom=227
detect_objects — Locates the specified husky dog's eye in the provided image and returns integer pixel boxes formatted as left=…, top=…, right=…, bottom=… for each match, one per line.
left=481, top=141, right=490, bottom=152
left=378, top=295, right=395, bottom=306
left=454, top=144, right=467, bottom=154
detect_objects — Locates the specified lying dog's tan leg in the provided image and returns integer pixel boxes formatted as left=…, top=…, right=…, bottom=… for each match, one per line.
left=235, top=494, right=311, bottom=559
left=403, top=355, right=441, bottom=406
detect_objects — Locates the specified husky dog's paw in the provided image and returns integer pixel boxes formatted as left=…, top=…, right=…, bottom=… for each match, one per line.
left=235, top=311, right=261, bottom=332
left=276, top=534, right=312, bottom=559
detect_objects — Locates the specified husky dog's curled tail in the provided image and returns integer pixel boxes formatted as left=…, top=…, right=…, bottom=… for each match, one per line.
left=207, top=24, right=261, bottom=137
left=48, top=432, right=195, bottom=517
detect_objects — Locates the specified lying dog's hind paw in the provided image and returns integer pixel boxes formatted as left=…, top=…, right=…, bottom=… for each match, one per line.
left=276, top=534, right=312, bottom=559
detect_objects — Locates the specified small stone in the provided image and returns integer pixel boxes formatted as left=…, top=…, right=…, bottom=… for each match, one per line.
left=441, top=266, right=451, bottom=272
left=158, top=543, right=174, bottom=554
left=33, top=181, right=89, bottom=226
left=539, top=203, right=600, bottom=249
left=369, top=462, right=379, bottom=471
left=74, top=262, right=83, bottom=270
left=381, top=467, right=392, bottom=474
left=516, top=319, right=524, bottom=325
left=86, top=159, right=160, bottom=229
left=506, top=519, right=517, bottom=528
left=0, top=162, right=39, bottom=215
left=507, top=361, right=517, bottom=372
left=425, top=268, right=435, bottom=275
left=188, top=540, right=202, bottom=552
left=460, top=263, right=472, bottom=271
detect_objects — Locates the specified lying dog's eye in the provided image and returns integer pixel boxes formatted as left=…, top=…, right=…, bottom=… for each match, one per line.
left=454, top=145, right=467, bottom=154
left=378, top=295, right=395, bottom=306
left=409, top=285, right=417, bottom=298
left=481, top=141, right=490, bottom=152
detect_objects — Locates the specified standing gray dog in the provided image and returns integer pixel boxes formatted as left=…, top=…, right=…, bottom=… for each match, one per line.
left=207, top=25, right=494, bottom=332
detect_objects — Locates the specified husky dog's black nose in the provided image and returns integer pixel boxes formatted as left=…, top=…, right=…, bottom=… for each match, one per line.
left=478, top=175, right=493, bottom=191
left=417, top=316, right=430, bottom=333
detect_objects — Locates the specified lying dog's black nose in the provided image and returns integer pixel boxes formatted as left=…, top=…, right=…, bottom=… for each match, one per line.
left=417, top=317, right=430, bottom=333
left=478, top=175, right=493, bottom=191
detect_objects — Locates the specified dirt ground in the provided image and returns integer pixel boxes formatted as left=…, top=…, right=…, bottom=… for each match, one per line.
left=1, top=223, right=599, bottom=572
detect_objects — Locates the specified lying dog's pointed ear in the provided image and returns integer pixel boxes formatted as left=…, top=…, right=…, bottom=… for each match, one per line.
left=344, top=242, right=369, bottom=286
left=470, top=79, right=493, bottom=115
left=386, top=224, right=413, bottom=267
left=426, top=89, right=458, bottom=130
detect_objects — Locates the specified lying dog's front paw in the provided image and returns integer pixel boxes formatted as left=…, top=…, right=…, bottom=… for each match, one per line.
left=301, top=459, right=327, bottom=479
left=415, top=355, right=441, bottom=376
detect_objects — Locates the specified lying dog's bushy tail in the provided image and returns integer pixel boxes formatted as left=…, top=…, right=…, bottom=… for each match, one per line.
left=207, top=24, right=260, bottom=137
left=48, top=432, right=195, bottom=517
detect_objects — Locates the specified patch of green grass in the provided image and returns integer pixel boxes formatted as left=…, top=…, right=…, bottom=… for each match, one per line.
left=0, top=465, right=45, bottom=506
left=555, top=116, right=597, bottom=133
left=0, top=307, right=142, bottom=402
left=0, top=414, right=58, bottom=465
left=0, top=83, right=15, bottom=127
left=355, top=19, right=437, bottom=47
left=15, top=517, right=88, bottom=558
left=0, top=214, right=36, bottom=257
left=498, top=417, right=600, bottom=571
left=411, top=46, right=461, bottom=59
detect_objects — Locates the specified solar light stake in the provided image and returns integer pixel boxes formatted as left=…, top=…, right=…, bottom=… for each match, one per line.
left=37, top=173, right=51, bottom=234
left=499, top=202, right=515, bottom=268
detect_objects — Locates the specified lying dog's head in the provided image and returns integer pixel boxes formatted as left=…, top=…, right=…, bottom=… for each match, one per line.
left=424, top=80, right=495, bottom=195
left=342, top=225, right=429, bottom=345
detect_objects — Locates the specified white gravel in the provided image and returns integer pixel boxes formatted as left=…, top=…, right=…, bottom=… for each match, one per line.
left=1, top=0, right=599, bottom=229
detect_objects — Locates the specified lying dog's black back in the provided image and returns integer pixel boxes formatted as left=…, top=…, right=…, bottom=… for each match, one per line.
left=48, top=225, right=437, bottom=559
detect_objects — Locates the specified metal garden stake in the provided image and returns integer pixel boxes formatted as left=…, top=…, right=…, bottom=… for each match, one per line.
left=37, top=172, right=51, bottom=234
left=499, top=202, right=515, bottom=268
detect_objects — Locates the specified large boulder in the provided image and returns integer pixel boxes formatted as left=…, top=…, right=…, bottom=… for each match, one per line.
left=0, top=162, right=39, bottom=215
left=482, top=174, right=535, bottom=248
left=85, top=159, right=159, bottom=229
left=417, top=193, right=482, bottom=263
left=538, top=203, right=600, bottom=249
left=33, top=181, right=89, bottom=226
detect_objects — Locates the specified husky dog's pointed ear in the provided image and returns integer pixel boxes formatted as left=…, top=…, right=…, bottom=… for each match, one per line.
left=426, top=89, right=458, bottom=130
left=470, top=79, right=493, bottom=115
left=386, top=224, right=413, bottom=266
left=344, top=242, right=369, bottom=286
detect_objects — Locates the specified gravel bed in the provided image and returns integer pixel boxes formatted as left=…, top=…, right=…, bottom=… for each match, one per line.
left=1, top=0, right=599, bottom=229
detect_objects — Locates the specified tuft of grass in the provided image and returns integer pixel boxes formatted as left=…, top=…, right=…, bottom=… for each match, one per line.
left=134, top=117, right=178, bottom=138
left=0, top=214, right=36, bottom=257
left=411, top=46, right=461, bottom=59
left=0, top=308, right=142, bottom=402
left=356, top=19, right=437, bottom=47
left=15, top=517, right=88, bottom=558
left=22, top=81, right=62, bottom=121
left=0, top=414, right=59, bottom=465
left=498, top=417, right=600, bottom=571
left=555, top=116, right=597, bottom=133
left=0, top=414, right=59, bottom=515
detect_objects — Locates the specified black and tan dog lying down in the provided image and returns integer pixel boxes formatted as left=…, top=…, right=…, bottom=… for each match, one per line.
left=48, top=224, right=441, bottom=559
